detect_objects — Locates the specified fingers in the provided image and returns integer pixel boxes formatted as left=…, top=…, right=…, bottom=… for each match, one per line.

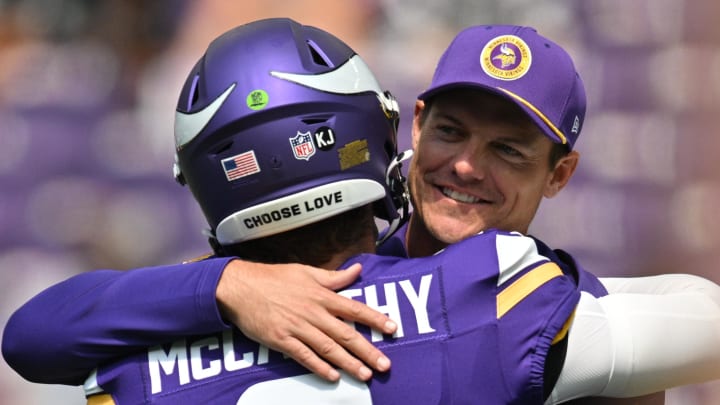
left=318, top=312, right=392, bottom=375
left=280, top=337, right=342, bottom=382
left=301, top=290, right=395, bottom=378
left=261, top=315, right=376, bottom=382
left=314, top=263, right=398, bottom=336
left=262, top=286, right=395, bottom=381
left=288, top=319, right=378, bottom=382
left=219, top=260, right=398, bottom=381
left=331, top=287, right=398, bottom=335
left=317, top=262, right=363, bottom=290
left=301, top=266, right=398, bottom=378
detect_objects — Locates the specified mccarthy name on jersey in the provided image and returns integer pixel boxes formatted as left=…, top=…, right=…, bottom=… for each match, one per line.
left=85, top=229, right=580, bottom=405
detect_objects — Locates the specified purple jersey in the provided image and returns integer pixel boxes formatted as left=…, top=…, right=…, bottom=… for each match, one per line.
left=378, top=219, right=608, bottom=298
left=2, top=257, right=235, bottom=385
left=84, top=230, right=579, bottom=404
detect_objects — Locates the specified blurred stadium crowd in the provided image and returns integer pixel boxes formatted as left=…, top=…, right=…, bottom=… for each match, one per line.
left=1, top=0, right=719, bottom=403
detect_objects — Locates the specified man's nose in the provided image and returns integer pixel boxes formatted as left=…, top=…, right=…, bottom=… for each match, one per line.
left=451, top=145, right=487, bottom=181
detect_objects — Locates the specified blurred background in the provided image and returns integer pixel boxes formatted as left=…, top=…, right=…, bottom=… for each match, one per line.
left=1, top=0, right=719, bottom=403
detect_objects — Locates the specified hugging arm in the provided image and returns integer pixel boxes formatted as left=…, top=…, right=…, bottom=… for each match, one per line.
left=2, top=257, right=233, bottom=385
left=2, top=258, right=397, bottom=386
left=548, top=276, right=720, bottom=404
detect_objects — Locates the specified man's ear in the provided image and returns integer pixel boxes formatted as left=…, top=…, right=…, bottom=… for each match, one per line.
left=544, top=150, right=580, bottom=198
left=411, top=100, right=425, bottom=150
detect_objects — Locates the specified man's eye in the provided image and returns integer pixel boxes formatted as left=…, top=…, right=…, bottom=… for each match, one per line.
left=496, top=143, right=522, bottom=157
left=435, top=125, right=463, bottom=139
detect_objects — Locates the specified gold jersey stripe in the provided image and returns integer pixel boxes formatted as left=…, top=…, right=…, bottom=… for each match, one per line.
left=87, top=394, right=116, bottom=405
left=552, top=309, right=576, bottom=344
left=182, top=252, right=213, bottom=264
left=497, top=262, right=563, bottom=319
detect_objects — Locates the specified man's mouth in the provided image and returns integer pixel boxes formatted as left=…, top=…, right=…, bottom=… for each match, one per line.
left=441, top=187, right=481, bottom=204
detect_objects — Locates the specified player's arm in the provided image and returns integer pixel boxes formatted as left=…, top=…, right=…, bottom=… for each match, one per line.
left=2, top=258, right=396, bottom=386
left=547, top=281, right=720, bottom=404
left=2, top=257, right=234, bottom=385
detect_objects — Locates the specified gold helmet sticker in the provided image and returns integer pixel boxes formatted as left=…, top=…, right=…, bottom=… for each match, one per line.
left=338, top=139, right=370, bottom=170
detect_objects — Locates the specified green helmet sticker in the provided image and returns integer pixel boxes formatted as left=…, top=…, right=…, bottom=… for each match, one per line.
left=246, top=90, right=269, bottom=110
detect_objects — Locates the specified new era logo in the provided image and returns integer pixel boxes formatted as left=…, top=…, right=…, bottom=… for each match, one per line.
left=571, top=116, right=581, bottom=134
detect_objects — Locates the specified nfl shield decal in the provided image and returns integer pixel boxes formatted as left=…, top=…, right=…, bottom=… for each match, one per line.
left=289, top=131, right=316, bottom=161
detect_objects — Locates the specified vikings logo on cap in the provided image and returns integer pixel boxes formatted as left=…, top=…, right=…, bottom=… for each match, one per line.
left=480, top=35, right=532, bottom=81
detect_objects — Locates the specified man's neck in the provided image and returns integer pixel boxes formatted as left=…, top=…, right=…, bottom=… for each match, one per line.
left=320, top=234, right=377, bottom=270
left=406, top=214, right=448, bottom=258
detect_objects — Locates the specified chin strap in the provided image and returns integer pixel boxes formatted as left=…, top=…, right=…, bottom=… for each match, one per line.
left=203, top=228, right=228, bottom=257
left=377, top=149, right=414, bottom=246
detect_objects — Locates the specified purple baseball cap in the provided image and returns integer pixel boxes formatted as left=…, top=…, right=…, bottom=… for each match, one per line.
left=419, top=25, right=586, bottom=149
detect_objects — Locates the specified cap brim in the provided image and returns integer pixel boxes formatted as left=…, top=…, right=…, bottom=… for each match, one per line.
left=418, top=83, right=567, bottom=146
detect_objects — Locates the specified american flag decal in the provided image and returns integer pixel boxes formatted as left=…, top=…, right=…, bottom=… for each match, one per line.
left=221, top=151, right=260, bottom=181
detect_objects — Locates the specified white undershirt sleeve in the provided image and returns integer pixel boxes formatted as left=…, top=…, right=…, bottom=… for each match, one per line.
left=547, top=275, right=720, bottom=404
left=600, top=274, right=720, bottom=306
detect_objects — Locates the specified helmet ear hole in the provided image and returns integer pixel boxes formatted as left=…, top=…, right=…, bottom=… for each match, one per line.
left=301, top=116, right=330, bottom=125
left=306, top=39, right=333, bottom=67
left=187, top=74, right=201, bottom=110
left=212, top=141, right=234, bottom=155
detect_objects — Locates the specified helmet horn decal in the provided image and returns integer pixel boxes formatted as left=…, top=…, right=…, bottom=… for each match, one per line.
left=271, top=55, right=398, bottom=117
left=174, top=83, right=236, bottom=149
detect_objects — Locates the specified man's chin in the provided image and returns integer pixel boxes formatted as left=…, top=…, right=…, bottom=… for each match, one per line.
left=429, top=220, right=485, bottom=244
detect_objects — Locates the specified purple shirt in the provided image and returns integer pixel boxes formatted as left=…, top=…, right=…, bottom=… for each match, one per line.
left=85, top=230, right=579, bottom=404
left=378, top=220, right=608, bottom=298
left=2, top=257, right=235, bottom=385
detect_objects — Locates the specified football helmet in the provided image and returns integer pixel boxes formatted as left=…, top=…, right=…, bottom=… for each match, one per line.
left=173, top=18, right=407, bottom=246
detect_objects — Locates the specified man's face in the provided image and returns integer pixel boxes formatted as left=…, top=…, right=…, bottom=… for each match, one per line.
left=408, top=89, right=576, bottom=246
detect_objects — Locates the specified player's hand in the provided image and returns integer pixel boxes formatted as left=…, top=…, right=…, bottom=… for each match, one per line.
left=215, top=259, right=396, bottom=382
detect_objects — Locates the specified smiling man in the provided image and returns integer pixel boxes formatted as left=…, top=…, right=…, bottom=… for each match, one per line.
left=406, top=89, right=578, bottom=257
left=400, top=25, right=581, bottom=256
left=380, top=25, right=720, bottom=404
left=4, top=23, right=720, bottom=405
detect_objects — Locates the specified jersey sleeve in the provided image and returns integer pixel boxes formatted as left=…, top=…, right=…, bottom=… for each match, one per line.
left=530, top=235, right=608, bottom=297
left=1, top=256, right=234, bottom=386
left=492, top=231, right=581, bottom=401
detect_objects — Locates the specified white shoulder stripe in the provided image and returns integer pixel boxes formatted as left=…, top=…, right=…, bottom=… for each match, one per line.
left=174, top=83, right=236, bottom=149
left=496, top=232, right=549, bottom=286
left=83, top=368, right=103, bottom=396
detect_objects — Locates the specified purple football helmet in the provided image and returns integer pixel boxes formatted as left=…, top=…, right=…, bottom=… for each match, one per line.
left=173, top=18, right=408, bottom=246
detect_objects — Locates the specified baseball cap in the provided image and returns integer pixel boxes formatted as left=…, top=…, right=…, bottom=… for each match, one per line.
left=419, top=25, right=586, bottom=149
